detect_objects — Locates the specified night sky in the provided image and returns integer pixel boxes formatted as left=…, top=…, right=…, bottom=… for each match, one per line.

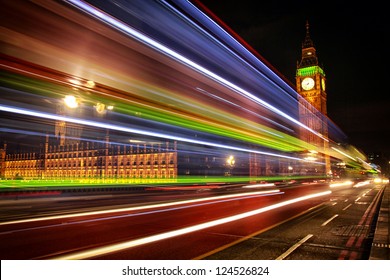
left=197, top=0, right=389, bottom=156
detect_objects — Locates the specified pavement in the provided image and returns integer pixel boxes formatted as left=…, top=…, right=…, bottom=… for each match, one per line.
left=369, top=184, right=390, bottom=260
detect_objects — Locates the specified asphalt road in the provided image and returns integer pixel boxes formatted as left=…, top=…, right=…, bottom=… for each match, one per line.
left=203, top=182, right=383, bottom=260
left=0, top=181, right=383, bottom=260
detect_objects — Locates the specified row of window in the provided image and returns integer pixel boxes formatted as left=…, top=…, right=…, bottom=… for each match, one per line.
left=46, top=147, right=170, bottom=154
left=7, top=152, right=175, bottom=160
left=5, top=171, right=176, bottom=178
left=6, top=159, right=175, bottom=168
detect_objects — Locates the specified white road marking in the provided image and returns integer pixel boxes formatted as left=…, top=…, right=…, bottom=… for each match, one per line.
left=275, top=234, right=313, bottom=260
left=322, top=214, right=339, bottom=226
left=342, top=204, right=352, bottom=211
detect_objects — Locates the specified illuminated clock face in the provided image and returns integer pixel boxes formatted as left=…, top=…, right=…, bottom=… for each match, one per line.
left=301, top=77, right=315, bottom=90
left=321, top=78, right=326, bottom=91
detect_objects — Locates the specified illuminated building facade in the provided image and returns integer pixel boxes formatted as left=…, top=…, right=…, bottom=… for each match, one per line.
left=0, top=145, right=6, bottom=178
left=296, top=21, right=331, bottom=174
left=250, top=22, right=332, bottom=179
left=2, top=136, right=177, bottom=180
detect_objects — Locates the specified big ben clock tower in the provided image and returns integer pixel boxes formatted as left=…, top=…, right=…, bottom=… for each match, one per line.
left=296, top=21, right=330, bottom=174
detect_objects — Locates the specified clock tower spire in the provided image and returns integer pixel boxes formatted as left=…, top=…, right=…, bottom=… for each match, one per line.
left=299, top=21, right=318, bottom=68
left=296, top=21, right=330, bottom=175
left=296, top=21, right=326, bottom=114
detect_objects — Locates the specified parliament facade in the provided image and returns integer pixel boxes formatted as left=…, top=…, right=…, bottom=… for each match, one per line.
left=0, top=136, right=178, bottom=180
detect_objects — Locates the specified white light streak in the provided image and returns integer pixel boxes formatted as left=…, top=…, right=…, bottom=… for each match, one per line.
left=65, top=0, right=329, bottom=142
left=242, top=183, right=275, bottom=189
left=329, top=181, right=353, bottom=188
left=331, top=147, right=356, bottom=161
left=0, top=104, right=305, bottom=161
left=173, top=1, right=300, bottom=104
left=0, top=189, right=280, bottom=226
left=51, top=190, right=331, bottom=259
left=195, top=87, right=294, bottom=134
left=353, top=180, right=370, bottom=188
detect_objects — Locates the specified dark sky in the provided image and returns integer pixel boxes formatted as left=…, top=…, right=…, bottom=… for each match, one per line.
left=197, top=0, right=389, bottom=156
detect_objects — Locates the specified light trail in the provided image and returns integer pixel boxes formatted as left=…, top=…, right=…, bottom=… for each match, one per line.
left=242, top=183, right=276, bottom=189
left=0, top=104, right=309, bottom=162
left=354, top=180, right=371, bottom=188
left=2, top=68, right=300, bottom=152
left=167, top=0, right=330, bottom=134
left=329, top=180, right=353, bottom=188
left=195, top=87, right=294, bottom=134
left=1, top=66, right=305, bottom=152
left=51, top=190, right=331, bottom=259
left=172, top=0, right=299, bottom=101
left=331, top=147, right=356, bottom=161
left=64, top=0, right=329, bottom=142
left=0, top=189, right=280, bottom=226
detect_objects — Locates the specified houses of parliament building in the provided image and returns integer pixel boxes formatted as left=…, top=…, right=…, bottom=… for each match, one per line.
left=0, top=131, right=178, bottom=181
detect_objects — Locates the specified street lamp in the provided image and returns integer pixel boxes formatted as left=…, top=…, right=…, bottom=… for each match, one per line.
left=226, top=155, right=235, bottom=166
left=95, top=102, right=106, bottom=114
left=288, top=165, right=293, bottom=176
left=226, top=155, right=235, bottom=176
left=94, top=102, right=114, bottom=115
left=64, top=95, right=79, bottom=108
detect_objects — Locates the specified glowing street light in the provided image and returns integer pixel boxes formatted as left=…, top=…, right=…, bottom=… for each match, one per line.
left=64, top=95, right=78, bottom=108
left=95, top=102, right=106, bottom=114
left=304, top=150, right=317, bottom=161
left=288, top=165, right=293, bottom=176
left=226, top=155, right=235, bottom=166
left=225, top=155, right=235, bottom=177
left=95, top=103, right=114, bottom=115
